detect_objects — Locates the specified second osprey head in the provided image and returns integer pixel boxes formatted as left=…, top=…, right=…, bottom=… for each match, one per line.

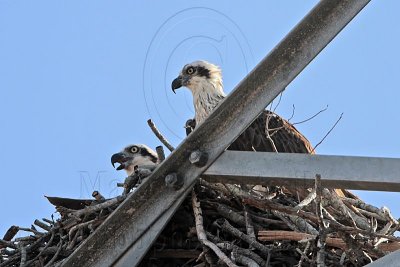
left=111, top=144, right=158, bottom=176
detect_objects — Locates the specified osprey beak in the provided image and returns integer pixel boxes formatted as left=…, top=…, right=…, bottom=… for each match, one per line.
left=111, top=152, right=129, bottom=171
left=171, top=76, right=183, bottom=94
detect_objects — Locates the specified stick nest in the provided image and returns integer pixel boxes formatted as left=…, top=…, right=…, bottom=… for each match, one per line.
left=1, top=167, right=399, bottom=267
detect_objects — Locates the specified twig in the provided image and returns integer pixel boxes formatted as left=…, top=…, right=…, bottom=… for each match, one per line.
left=315, top=174, right=327, bottom=267
left=232, top=248, right=260, bottom=267
left=215, top=241, right=267, bottom=267
left=0, top=232, right=51, bottom=267
left=44, top=240, right=63, bottom=267
left=272, top=92, right=283, bottom=113
left=315, top=175, right=324, bottom=228
left=42, top=218, right=55, bottom=225
left=19, top=243, right=26, bottom=267
left=147, top=119, right=175, bottom=152
left=264, top=113, right=278, bottom=153
left=244, top=196, right=400, bottom=242
left=294, top=188, right=316, bottom=211
left=68, top=220, right=95, bottom=240
left=296, top=241, right=311, bottom=266
left=249, top=213, right=290, bottom=230
left=341, top=197, right=387, bottom=221
left=34, top=220, right=51, bottom=232
left=17, top=227, right=43, bottom=236
left=382, top=206, right=399, bottom=225
left=67, top=230, right=79, bottom=251
left=340, top=252, right=346, bottom=265
left=293, top=105, right=328, bottom=125
left=244, top=205, right=256, bottom=250
left=288, top=104, right=296, bottom=121
left=199, top=179, right=230, bottom=196
left=70, top=195, right=125, bottom=218
left=273, top=211, right=301, bottom=232
left=92, top=191, right=105, bottom=202
left=216, top=204, right=251, bottom=229
left=217, top=219, right=270, bottom=258
left=26, top=231, right=56, bottom=266
left=276, top=211, right=318, bottom=235
left=321, top=188, right=370, bottom=230
left=2, top=226, right=19, bottom=242
left=15, top=236, right=36, bottom=242
left=0, top=240, right=17, bottom=249
left=311, top=113, right=343, bottom=153
left=191, top=191, right=238, bottom=267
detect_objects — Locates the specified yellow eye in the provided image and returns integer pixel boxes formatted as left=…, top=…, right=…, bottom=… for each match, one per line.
left=130, top=146, right=139, bottom=153
left=186, top=67, right=195, bottom=75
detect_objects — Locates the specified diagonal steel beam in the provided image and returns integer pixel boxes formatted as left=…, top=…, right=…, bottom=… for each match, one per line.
left=203, top=151, right=400, bottom=192
left=365, top=250, right=400, bottom=267
left=62, top=0, right=371, bottom=266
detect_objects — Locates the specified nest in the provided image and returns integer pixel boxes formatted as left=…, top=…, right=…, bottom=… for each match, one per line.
left=1, top=167, right=399, bottom=267
left=1, top=121, right=399, bottom=266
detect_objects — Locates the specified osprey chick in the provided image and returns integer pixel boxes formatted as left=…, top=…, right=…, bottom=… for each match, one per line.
left=171, top=60, right=313, bottom=153
left=111, top=144, right=158, bottom=176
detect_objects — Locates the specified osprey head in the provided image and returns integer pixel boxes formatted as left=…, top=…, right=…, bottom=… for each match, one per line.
left=111, top=144, right=158, bottom=176
left=171, top=60, right=223, bottom=94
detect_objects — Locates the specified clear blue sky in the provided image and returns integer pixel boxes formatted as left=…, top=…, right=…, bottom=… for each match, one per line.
left=1, top=1, right=399, bottom=236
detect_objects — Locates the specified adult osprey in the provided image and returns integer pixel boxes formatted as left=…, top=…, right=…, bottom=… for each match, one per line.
left=171, top=60, right=313, bottom=154
left=171, top=61, right=350, bottom=198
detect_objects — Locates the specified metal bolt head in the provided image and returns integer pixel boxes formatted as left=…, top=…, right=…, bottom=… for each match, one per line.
left=189, top=150, right=208, bottom=167
left=165, top=173, right=177, bottom=186
left=165, top=173, right=183, bottom=190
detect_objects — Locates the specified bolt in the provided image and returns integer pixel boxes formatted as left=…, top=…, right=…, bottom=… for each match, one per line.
left=189, top=150, right=208, bottom=167
left=165, top=173, right=183, bottom=190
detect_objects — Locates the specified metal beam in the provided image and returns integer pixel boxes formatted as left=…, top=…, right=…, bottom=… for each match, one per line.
left=366, top=250, right=400, bottom=267
left=62, top=1, right=370, bottom=266
left=203, top=151, right=400, bottom=192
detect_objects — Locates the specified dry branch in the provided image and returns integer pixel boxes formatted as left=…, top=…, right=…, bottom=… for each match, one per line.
left=147, top=119, right=175, bottom=151
left=258, top=231, right=400, bottom=252
left=311, top=113, right=343, bottom=153
left=191, top=191, right=238, bottom=267
left=69, top=195, right=125, bottom=218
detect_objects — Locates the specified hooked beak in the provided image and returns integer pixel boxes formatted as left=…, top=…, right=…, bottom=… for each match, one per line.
left=171, top=76, right=183, bottom=94
left=111, top=152, right=131, bottom=171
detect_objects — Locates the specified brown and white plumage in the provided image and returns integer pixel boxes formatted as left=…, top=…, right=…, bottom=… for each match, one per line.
left=172, top=61, right=353, bottom=198
left=171, top=60, right=313, bottom=154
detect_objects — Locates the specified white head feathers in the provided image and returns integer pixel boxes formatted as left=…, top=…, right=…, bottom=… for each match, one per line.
left=172, top=60, right=226, bottom=124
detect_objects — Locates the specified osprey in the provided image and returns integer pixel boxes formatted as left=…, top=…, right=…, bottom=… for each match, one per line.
left=171, top=61, right=352, bottom=198
left=111, top=144, right=158, bottom=176
left=171, top=60, right=313, bottom=153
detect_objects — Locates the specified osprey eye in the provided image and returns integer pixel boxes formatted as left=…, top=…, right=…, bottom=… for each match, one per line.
left=186, top=67, right=195, bottom=75
left=130, top=146, right=139, bottom=153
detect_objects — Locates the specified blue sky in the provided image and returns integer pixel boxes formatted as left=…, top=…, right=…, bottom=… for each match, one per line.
left=1, top=1, right=399, bottom=236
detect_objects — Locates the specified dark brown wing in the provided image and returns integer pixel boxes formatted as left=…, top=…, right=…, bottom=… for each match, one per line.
left=183, top=111, right=353, bottom=198
left=229, top=110, right=313, bottom=153
left=228, top=111, right=355, bottom=199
